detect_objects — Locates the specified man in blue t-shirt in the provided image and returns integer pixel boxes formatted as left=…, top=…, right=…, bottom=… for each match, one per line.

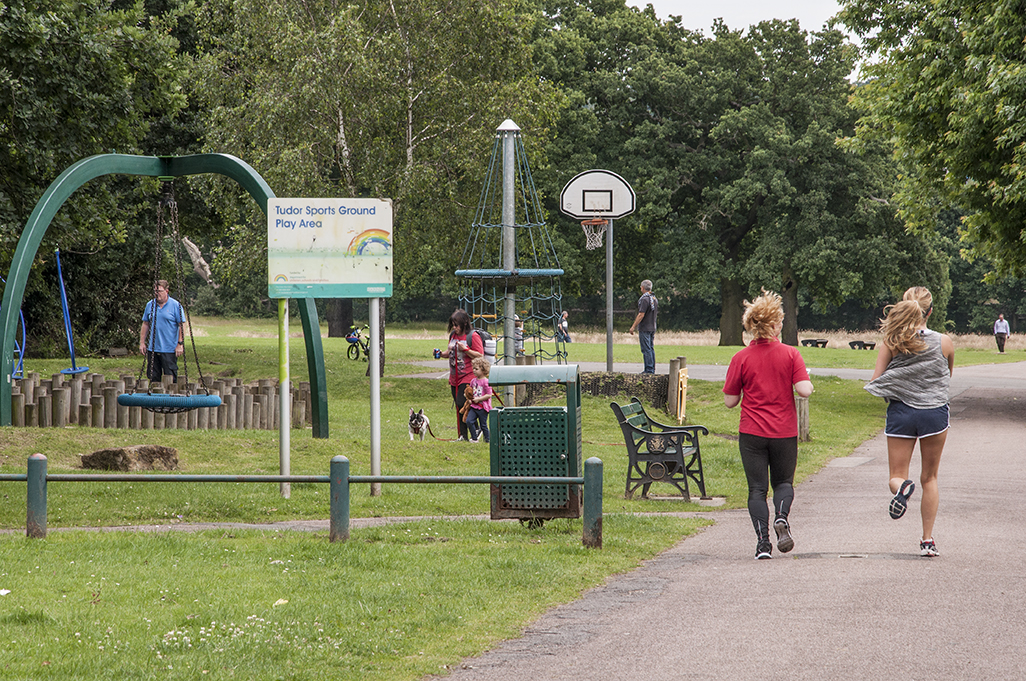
left=138, top=280, right=185, bottom=382
left=628, top=279, right=658, bottom=374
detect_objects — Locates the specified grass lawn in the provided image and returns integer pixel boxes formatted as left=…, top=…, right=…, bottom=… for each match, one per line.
left=0, top=315, right=975, bottom=679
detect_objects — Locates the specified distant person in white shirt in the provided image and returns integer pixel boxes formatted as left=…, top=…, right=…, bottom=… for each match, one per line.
left=994, top=314, right=1010, bottom=353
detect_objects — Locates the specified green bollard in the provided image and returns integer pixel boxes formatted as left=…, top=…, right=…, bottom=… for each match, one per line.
left=329, top=456, right=350, bottom=542
left=582, top=457, right=602, bottom=548
left=26, top=453, right=47, bottom=538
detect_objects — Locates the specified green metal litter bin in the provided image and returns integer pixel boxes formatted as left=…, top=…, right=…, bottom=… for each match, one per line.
left=487, top=364, right=582, bottom=521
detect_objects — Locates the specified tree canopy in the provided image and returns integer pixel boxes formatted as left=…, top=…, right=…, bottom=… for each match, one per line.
left=533, top=4, right=941, bottom=343
left=840, top=0, right=1026, bottom=274
left=193, top=0, right=563, bottom=322
left=5, top=0, right=1016, bottom=350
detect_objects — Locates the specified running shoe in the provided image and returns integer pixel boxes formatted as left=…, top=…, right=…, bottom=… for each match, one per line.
left=755, top=539, right=773, bottom=560
left=920, top=539, right=939, bottom=557
left=889, top=479, right=915, bottom=519
left=773, top=517, right=794, bottom=553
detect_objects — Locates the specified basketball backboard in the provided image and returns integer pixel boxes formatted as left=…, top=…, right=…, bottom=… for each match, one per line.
left=559, top=169, right=636, bottom=220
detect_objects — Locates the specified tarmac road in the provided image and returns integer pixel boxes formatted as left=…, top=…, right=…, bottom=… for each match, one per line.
left=435, top=360, right=1026, bottom=681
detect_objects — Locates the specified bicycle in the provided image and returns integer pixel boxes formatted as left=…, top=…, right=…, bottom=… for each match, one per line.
left=346, top=324, right=370, bottom=361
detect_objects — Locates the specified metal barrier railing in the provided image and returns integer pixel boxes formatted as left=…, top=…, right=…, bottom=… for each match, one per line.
left=3, top=454, right=603, bottom=547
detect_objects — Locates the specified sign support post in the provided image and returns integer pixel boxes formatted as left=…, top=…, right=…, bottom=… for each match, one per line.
left=369, top=297, right=381, bottom=496
left=279, top=298, right=290, bottom=498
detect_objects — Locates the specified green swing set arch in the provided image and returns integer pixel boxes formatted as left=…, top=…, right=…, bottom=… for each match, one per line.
left=0, top=153, right=329, bottom=436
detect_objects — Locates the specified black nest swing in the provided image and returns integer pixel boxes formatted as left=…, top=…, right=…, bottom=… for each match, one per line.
left=117, top=180, right=221, bottom=414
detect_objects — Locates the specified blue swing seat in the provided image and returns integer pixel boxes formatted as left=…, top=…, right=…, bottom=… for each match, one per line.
left=117, top=392, right=222, bottom=414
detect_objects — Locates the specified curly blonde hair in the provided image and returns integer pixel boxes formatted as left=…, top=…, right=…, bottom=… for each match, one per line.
left=471, top=356, right=491, bottom=376
left=881, top=287, right=932, bottom=354
left=742, top=289, right=784, bottom=339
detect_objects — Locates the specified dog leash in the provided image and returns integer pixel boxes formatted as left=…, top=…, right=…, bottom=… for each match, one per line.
left=427, top=390, right=504, bottom=442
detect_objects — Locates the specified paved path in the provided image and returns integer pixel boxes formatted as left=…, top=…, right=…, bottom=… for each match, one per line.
left=435, top=361, right=1026, bottom=681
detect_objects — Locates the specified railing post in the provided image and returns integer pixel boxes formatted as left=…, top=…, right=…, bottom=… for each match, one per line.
left=26, top=453, right=47, bottom=538
left=582, top=457, right=602, bottom=548
left=329, top=456, right=350, bottom=542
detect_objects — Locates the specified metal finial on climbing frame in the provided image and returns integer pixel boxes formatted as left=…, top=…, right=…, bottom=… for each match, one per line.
left=456, top=120, right=567, bottom=371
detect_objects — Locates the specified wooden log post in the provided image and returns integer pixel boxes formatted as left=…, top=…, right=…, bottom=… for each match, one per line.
left=243, top=392, right=254, bottom=430
left=25, top=402, right=38, bottom=427
left=196, top=405, right=209, bottom=430
left=233, top=386, right=245, bottom=429
left=103, top=386, right=117, bottom=428
left=90, top=395, right=103, bottom=428
left=38, top=394, right=52, bottom=427
left=78, top=403, right=91, bottom=427
left=68, top=377, right=81, bottom=425
left=300, top=381, right=312, bottom=425
left=52, top=387, right=68, bottom=428
left=12, top=391, right=25, bottom=427
left=225, top=392, right=236, bottom=430
left=115, top=380, right=128, bottom=428
left=667, top=357, right=681, bottom=416
left=293, top=394, right=305, bottom=429
left=21, top=373, right=38, bottom=407
left=796, top=395, right=810, bottom=442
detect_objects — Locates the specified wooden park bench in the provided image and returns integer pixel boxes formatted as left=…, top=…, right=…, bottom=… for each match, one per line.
left=610, top=397, right=709, bottom=502
left=800, top=339, right=829, bottom=348
left=848, top=340, right=877, bottom=350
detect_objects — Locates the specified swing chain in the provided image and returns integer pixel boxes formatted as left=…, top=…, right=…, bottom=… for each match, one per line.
left=168, top=193, right=212, bottom=394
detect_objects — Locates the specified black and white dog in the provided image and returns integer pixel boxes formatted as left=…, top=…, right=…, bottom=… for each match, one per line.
left=409, top=408, right=430, bottom=441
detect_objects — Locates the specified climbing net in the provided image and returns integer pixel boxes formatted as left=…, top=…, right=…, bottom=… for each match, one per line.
left=458, top=125, right=567, bottom=364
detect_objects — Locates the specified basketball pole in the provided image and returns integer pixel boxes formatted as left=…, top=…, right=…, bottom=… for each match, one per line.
left=606, top=219, right=614, bottom=372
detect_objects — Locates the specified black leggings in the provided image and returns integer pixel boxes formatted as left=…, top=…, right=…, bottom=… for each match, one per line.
left=739, top=433, right=798, bottom=540
left=451, top=383, right=471, bottom=440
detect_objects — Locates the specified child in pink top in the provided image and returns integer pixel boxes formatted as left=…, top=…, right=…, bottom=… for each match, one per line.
left=466, top=357, right=492, bottom=443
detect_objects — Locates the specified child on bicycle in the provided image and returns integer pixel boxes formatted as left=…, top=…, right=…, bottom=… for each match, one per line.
left=466, top=357, right=493, bottom=444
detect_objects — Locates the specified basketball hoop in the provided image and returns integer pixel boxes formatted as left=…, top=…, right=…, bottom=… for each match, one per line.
left=581, top=218, right=607, bottom=250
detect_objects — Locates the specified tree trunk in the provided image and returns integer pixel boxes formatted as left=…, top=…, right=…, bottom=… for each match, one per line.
left=718, top=278, right=746, bottom=346
left=781, top=272, right=799, bottom=346
left=325, top=299, right=353, bottom=338
left=366, top=300, right=385, bottom=378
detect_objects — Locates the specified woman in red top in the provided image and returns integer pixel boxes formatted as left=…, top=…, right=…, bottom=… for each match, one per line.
left=439, top=308, right=483, bottom=441
left=723, top=290, right=814, bottom=560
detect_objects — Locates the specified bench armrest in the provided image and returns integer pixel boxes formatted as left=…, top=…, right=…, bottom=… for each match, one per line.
left=627, top=397, right=709, bottom=436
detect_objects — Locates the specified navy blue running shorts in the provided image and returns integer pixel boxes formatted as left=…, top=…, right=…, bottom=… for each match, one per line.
left=884, top=400, right=949, bottom=439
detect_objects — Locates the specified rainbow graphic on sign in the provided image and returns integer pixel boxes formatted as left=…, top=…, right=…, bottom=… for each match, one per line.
left=347, top=229, right=391, bottom=256
left=274, top=274, right=289, bottom=282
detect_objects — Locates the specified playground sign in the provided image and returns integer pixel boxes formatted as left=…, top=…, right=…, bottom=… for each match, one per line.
left=267, top=198, right=393, bottom=299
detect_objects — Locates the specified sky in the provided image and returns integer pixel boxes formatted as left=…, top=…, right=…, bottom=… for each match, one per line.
left=629, top=0, right=844, bottom=34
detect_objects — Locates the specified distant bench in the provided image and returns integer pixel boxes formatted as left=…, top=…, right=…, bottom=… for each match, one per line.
left=848, top=340, right=877, bottom=350
left=610, top=397, right=709, bottom=502
left=800, top=339, right=828, bottom=348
